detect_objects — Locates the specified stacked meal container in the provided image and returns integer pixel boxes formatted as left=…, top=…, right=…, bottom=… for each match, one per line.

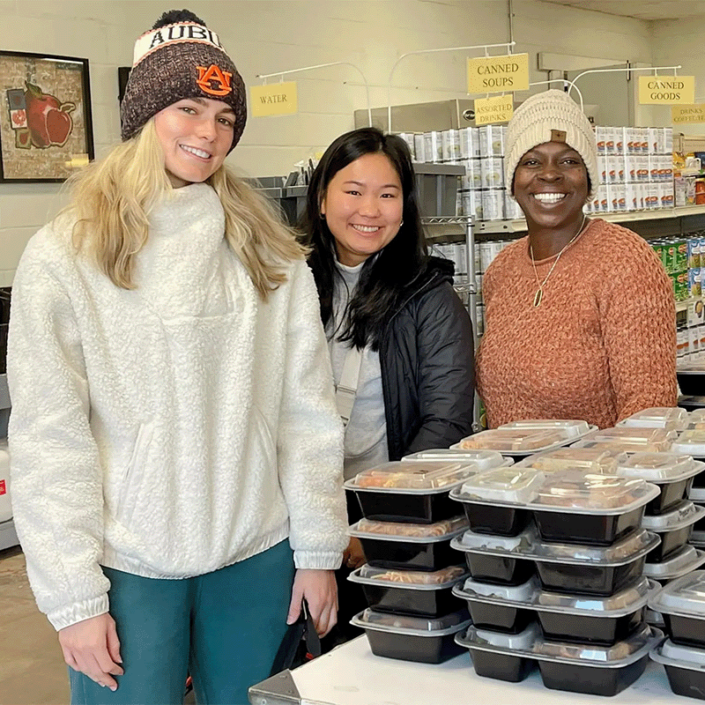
left=649, top=570, right=705, bottom=700
left=448, top=422, right=664, bottom=696
left=344, top=454, right=509, bottom=663
left=577, top=411, right=705, bottom=590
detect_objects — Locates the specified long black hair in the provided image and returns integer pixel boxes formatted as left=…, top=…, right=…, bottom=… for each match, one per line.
left=299, top=127, right=428, bottom=351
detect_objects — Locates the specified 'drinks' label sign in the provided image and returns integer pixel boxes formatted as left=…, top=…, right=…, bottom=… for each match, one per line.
left=467, top=54, right=529, bottom=94
left=672, top=104, right=705, bottom=124
left=475, top=95, right=514, bottom=125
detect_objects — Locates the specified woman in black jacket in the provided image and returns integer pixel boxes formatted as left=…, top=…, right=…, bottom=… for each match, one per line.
left=300, top=128, right=475, bottom=590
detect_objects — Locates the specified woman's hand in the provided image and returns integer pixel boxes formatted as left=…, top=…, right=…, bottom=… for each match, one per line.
left=58, top=613, right=123, bottom=691
left=343, top=537, right=365, bottom=570
left=287, top=569, right=338, bottom=637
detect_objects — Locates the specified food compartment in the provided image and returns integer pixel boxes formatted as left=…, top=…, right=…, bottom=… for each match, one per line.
left=346, top=460, right=487, bottom=523
left=642, top=502, right=704, bottom=562
left=463, top=552, right=535, bottom=586
left=619, top=407, right=689, bottom=432
left=645, top=545, right=705, bottom=583
left=536, top=556, right=646, bottom=596
left=351, top=608, right=470, bottom=664
left=516, top=447, right=622, bottom=474
left=538, top=608, right=644, bottom=646
left=453, top=428, right=574, bottom=455
left=572, top=427, right=677, bottom=453
left=453, top=577, right=535, bottom=633
left=649, top=570, right=705, bottom=649
left=530, top=473, right=659, bottom=546
left=402, top=449, right=509, bottom=471
left=537, top=656, right=648, bottom=697
left=651, top=639, right=705, bottom=701
left=349, top=517, right=467, bottom=571
left=349, top=565, right=467, bottom=617
left=456, top=623, right=539, bottom=683
left=616, top=452, right=704, bottom=514
left=673, top=430, right=705, bottom=459
left=497, top=419, right=592, bottom=439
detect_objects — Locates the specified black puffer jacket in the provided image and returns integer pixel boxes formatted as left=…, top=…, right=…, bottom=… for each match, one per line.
left=380, top=257, right=475, bottom=460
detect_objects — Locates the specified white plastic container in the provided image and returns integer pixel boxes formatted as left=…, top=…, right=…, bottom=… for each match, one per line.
left=572, top=427, right=677, bottom=453
left=516, top=447, right=625, bottom=474
left=454, top=427, right=580, bottom=455
left=0, top=441, right=10, bottom=524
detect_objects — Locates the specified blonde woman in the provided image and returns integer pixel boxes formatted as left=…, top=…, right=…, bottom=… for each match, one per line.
left=7, top=10, right=347, bottom=705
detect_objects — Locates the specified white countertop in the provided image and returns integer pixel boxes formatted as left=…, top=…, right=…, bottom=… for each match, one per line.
left=250, top=635, right=677, bottom=705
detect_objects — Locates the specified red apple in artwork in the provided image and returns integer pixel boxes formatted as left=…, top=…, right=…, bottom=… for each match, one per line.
left=24, top=81, right=76, bottom=149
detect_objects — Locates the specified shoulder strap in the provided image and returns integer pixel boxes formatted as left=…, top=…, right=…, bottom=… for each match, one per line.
left=336, top=346, right=363, bottom=428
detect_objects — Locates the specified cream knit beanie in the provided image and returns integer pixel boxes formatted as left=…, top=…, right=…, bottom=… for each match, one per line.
left=505, top=89, right=597, bottom=199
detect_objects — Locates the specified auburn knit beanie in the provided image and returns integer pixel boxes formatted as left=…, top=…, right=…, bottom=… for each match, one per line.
left=505, top=89, right=597, bottom=199
left=120, top=9, right=247, bottom=152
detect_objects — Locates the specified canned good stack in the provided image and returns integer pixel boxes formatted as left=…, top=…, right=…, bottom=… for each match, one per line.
left=473, top=239, right=515, bottom=335
left=651, top=232, right=705, bottom=305
left=649, top=570, right=705, bottom=700
left=448, top=419, right=665, bottom=695
left=588, top=126, right=674, bottom=215
left=344, top=455, right=510, bottom=663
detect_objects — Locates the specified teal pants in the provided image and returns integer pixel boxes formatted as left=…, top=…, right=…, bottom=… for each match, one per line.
left=69, top=540, right=295, bottom=705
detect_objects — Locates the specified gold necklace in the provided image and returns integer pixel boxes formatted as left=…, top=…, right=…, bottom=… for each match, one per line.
left=529, top=215, right=588, bottom=308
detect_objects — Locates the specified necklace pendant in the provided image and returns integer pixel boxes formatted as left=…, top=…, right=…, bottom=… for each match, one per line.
left=533, top=288, right=543, bottom=307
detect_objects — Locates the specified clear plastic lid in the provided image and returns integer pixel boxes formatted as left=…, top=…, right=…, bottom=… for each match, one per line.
left=353, top=607, right=470, bottom=635
left=454, top=428, right=574, bottom=454
left=451, top=526, right=659, bottom=566
left=458, top=576, right=539, bottom=602
left=357, top=564, right=466, bottom=586
left=472, top=622, right=541, bottom=650
left=572, top=427, right=677, bottom=453
left=456, top=575, right=654, bottom=617
left=644, top=546, right=705, bottom=580
left=454, top=467, right=659, bottom=515
left=459, top=624, right=660, bottom=667
left=648, top=570, right=705, bottom=617
left=619, top=407, right=690, bottom=432
left=534, top=623, right=652, bottom=662
left=353, top=516, right=467, bottom=539
left=653, top=638, right=705, bottom=668
left=673, top=430, right=705, bottom=457
left=402, top=449, right=510, bottom=471
left=346, top=460, right=478, bottom=491
left=516, top=448, right=622, bottom=474
left=455, top=466, right=544, bottom=504
left=641, top=501, right=705, bottom=532
left=692, top=409, right=705, bottom=423
left=498, top=419, right=592, bottom=439
left=616, top=452, right=703, bottom=483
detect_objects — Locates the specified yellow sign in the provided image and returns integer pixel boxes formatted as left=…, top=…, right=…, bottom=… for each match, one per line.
left=475, top=94, right=514, bottom=125
left=672, top=104, right=705, bottom=124
left=638, top=76, right=695, bottom=105
left=250, top=82, right=298, bottom=117
left=467, top=53, right=529, bottom=94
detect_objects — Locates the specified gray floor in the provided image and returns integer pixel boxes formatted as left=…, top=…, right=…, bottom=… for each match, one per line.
left=0, top=546, right=70, bottom=705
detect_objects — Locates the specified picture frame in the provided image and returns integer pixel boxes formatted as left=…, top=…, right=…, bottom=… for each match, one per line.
left=0, top=50, right=94, bottom=183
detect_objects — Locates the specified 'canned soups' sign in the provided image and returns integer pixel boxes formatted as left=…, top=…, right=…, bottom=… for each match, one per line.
left=467, top=53, right=529, bottom=94
left=638, top=76, right=695, bottom=105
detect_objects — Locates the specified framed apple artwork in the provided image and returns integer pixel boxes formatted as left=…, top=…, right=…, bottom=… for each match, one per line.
left=0, top=50, right=94, bottom=182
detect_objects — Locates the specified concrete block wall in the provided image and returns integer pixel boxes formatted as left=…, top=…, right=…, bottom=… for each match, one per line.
left=0, top=0, right=659, bottom=281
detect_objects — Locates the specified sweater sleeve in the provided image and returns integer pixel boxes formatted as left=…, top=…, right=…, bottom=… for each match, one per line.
left=405, top=283, right=475, bottom=454
left=276, top=261, right=348, bottom=570
left=7, top=234, right=110, bottom=631
left=600, top=231, right=678, bottom=421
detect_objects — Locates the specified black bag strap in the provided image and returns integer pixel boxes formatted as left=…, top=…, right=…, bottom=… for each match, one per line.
left=269, top=601, right=321, bottom=676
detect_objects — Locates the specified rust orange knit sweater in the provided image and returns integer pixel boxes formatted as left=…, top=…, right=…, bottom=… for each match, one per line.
left=476, top=218, right=677, bottom=429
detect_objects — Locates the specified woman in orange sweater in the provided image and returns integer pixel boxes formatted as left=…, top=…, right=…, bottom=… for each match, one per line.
left=476, top=89, right=677, bottom=429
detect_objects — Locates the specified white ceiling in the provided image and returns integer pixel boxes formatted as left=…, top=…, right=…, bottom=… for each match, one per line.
left=538, top=1, right=705, bottom=21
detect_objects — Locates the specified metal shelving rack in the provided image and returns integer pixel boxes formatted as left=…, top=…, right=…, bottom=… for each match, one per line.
left=0, top=373, right=18, bottom=551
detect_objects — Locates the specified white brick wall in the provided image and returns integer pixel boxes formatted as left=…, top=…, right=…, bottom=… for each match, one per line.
left=0, top=0, right=659, bottom=279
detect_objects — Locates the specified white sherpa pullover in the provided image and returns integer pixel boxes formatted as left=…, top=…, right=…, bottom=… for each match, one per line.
left=8, top=183, right=348, bottom=631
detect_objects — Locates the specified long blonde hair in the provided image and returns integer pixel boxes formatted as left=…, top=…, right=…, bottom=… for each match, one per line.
left=65, top=120, right=305, bottom=299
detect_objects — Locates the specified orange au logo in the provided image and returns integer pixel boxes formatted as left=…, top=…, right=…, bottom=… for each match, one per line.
left=196, top=65, right=233, bottom=97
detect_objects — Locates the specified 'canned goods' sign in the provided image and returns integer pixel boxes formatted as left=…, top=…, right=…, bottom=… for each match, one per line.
left=638, top=76, right=695, bottom=105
